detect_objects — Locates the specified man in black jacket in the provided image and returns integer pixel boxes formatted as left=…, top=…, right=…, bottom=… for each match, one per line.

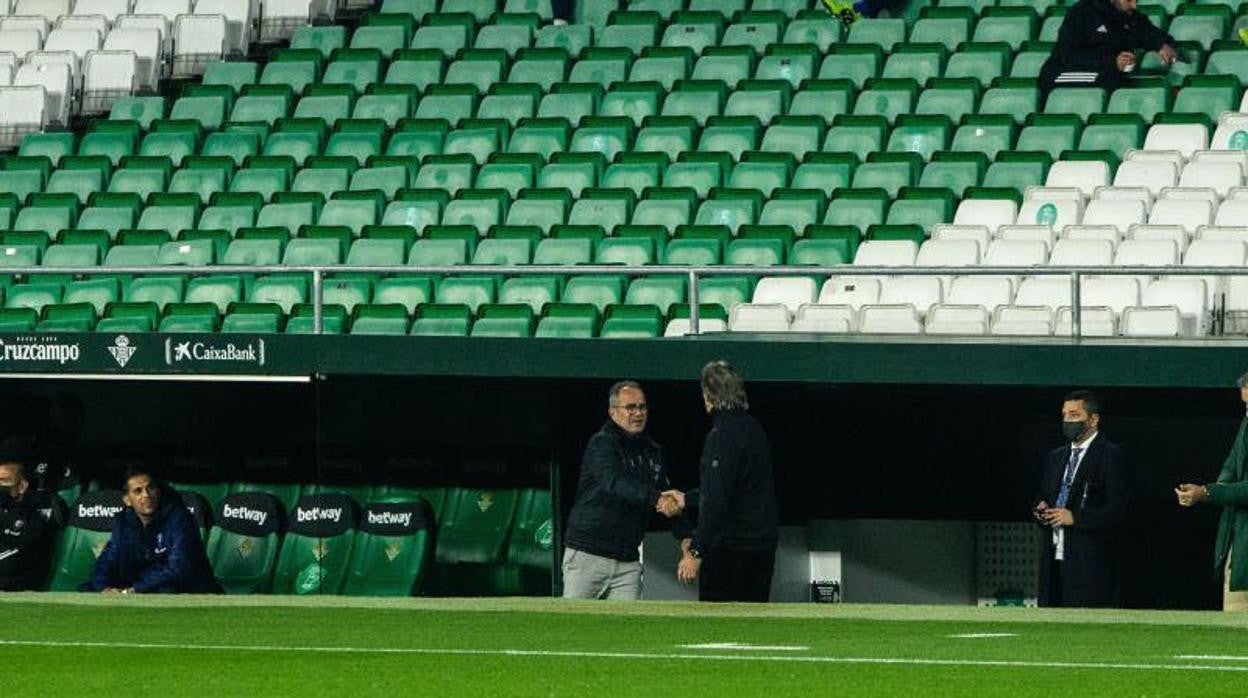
left=675, top=361, right=779, bottom=603
left=1039, top=0, right=1177, bottom=95
left=1033, top=391, right=1131, bottom=607
left=0, top=439, right=56, bottom=591
left=562, top=381, right=676, bottom=600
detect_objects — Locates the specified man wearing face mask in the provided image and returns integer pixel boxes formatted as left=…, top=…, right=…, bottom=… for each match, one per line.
left=1032, top=390, right=1131, bottom=607
left=0, top=437, right=57, bottom=591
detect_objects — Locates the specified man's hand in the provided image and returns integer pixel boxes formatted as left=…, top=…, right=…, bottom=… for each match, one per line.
left=678, top=555, right=701, bottom=584
left=1157, top=44, right=1178, bottom=66
left=656, top=490, right=685, bottom=517
left=1176, top=483, right=1209, bottom=507
left=1042, top=507, right=1074, bottom=527
left=1032, top=500, right=1049, bottom=523
left=1116, top=51, right=1137, bottom=72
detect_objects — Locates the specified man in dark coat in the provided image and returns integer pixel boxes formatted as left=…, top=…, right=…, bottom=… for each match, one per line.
left=85, top=466, right=221, bottom=594
left=0, top=438, right=56, bottom=591
left=1034, top=390, right=1131, bottom=607
left=1039, top=0, right=1177, bottom=95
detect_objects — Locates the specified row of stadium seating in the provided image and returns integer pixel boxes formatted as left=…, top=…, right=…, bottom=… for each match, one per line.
left=46, top=485, right=554, bottom=595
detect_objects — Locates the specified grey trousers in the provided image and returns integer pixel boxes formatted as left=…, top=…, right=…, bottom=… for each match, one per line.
left=561, top=547, right=642, bottom=600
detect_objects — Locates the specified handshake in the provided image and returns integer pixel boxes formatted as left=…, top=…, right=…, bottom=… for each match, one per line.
left=656, top=489, right=685, bottom=517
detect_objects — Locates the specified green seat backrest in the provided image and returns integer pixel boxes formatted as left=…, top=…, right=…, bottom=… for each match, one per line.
left=205, top=492, right=283, bottom=594
left=270, top=493, right=360, bottom=595
left=342, top=499, right=436, bottom=596
left=505, top=489, right=554, bottom=569
left=47, top=491, right=125, bottom=591
left=435, top=488, right=520, bottom=565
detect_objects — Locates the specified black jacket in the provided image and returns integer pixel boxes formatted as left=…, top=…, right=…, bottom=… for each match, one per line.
left=0, top=489, right=56, bottom=591
left=1039, top=0, right=1174, bottom=93
left=1033, top=434, right=1130, bottom=607
left=564, top=420, right=669, bottom=562
left=86, top=484, right=222, bottom=594
left=688, top=409, right=778, bottom=554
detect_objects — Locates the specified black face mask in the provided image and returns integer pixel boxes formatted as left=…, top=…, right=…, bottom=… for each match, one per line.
left=1062, top=421, right=1088, bottom=442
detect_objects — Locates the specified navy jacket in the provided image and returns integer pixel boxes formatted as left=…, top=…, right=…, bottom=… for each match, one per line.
left=1039, top=0, right=1174, bottom=93
left=687, top=409, right=778, bottom=555
left=86, top=484, right=221, bottom=594
left=1034, top=434, right=1130, bottom=607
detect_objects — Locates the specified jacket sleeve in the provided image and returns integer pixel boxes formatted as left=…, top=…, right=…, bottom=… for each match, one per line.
left=86, top=524, right=122, bottom=592
left=0, top=508, right=51, bottom=585
left=1208, top=425, right=1248, bottom=507
left=1032, top=454, right=1054, bottom=528
left=131, top=514, right=201, bottom=593
left=583, top=435, right=659, bottom=510
left=1130, top=11, right=1175, bottom=52
left=691, top=434, right=737, bottom=553
left=1072, top=447, right=1131, bottom=531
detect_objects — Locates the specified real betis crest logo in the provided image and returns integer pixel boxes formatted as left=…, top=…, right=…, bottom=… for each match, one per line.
left=477, top=492, right=494, bottom=513
left=236, top=539, right=253, bottom=558
left=91, top=541, right=107, bottom=558
left=384, top=543, right=402, bottom=562
left=535, top=520, right=553, bottom=550
left=108, top=335, right=136, bottom=368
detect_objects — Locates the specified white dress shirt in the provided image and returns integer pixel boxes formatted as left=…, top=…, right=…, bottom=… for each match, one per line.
left=1055, top=430, right=1097, bottom=561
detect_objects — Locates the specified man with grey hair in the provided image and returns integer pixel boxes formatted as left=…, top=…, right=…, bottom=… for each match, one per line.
left=671, top=360, right=778, bottom=602
left=1177, top=372, right=1248, bottom=611
left=562, top=380, right=679, bottom=599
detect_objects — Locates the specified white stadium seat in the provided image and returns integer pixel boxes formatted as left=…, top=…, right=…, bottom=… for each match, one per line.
left=1047, top=238, right=1114, bottom=266
left=925, top=304, right=989, bottom=335
left=991, top=305, right=1053, bottom=336
left=1045, top=161, right=1110, bottom=197
left=984, top=239, right=1048, bottom=267
left=57, top=15, right=109, bottom=36
left=72, top=0, right=130, bottom=21
left=1113, top=238, right=1178, bottom=268
left=1143, top=278, right=1208, bottom=334
left=916, top=238, right=979, bottom=267
left=1081, top=276, right=1141, bottom=317
left=103, top=27, right=161, bottom=91
left=853, top=240, right=918, bottom=266
left=997, top=225, right=1055, bottom=251
left=195, top=0, right=252, bottom=56
left=1199, top=226, right=1248, bottom=243
left=133, top=0, right=190, bottom=21
left=172, top=13, right=225, bottom=76
left=1015, top=277, right=1072, bottom=309
left=1129, top=224, right=1189, bottom=254
left=1121, top=306, right=1181, bottom=337
left=953, top=199, right=1017, bottom=234
left=0, top=83, right=45, bottom=147
left=1143, top=124, right=1209, bottom=159
left=1180, top=161, right=1242, bottom=198
left=1017, top=197, right=1081, bottom=229
left=790, top=304, right=855, bottom=333
left=729, top=303, right=791, bottom=332
left=82, top=50, right=137, bottom=113
left=1, top=15, right=50, bottom=40
left=1056, top=306, right=1117, bottom=337
left=879, top=276, right=943, bottom=316
left=931, top=224, right=990, bottom=254
left=1114, top=160, right=1178, bottom=196
left=664, top=318, right=727, bottom=336
left=859, top=304, right=922, bottom=334
left=14, top=0, right=70, bottom=21
left=945, top=276, right=1014, bottom=310
left=1214, top=199, right=1248, bottom=228
left=818, top=276, right=881, bottom=308
left=751, top=276, right=817, bottom=315
left=1081, top=199, right=1146, bottom=233
left=0, top=28, right=43, bottom=58
left=1062, top=225, right=1121, bottom=248
left=13, top=60, right=68, bottom=125
left=1211, top=113, right=1248, bottom=150
left=261, top=0, right=316, bottom=41
left=1148, top=198, right=1213, bottom=234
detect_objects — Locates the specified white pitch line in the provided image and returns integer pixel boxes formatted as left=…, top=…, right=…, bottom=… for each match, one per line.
left=680, top=643, right=810, bottom=651
left=1, top=639, right=1248, bottom=673
left=948, top=633, right=1018, bottom=639
left=1176, top=655, right=1248, bottom=662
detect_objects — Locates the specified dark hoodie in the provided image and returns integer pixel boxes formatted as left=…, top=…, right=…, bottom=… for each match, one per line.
left=1039, top=0, right=1175, bottom=94
left=564, top=420, right=669, bottom=562
left=85, top=483, right=221, bottom=594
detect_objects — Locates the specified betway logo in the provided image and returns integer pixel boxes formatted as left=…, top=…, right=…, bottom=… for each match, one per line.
left=0, top=339, right=80, bottom=364
left=297, top=507, right=343, bottom=524
left=223, top=504, right=268, bottom=527
left=79, top=504, right=123, bottom=519
left=367, top=511, right=412, bottom=527
left=165, top=339, right=266, bottom=366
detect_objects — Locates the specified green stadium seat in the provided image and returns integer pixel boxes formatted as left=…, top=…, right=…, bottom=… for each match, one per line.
left=846, top=18, right=907, bottom=52
left=723, top=79, right=790, bottom=125
left=124, top=276, right=186, bottom=309
left=600, top=304, right=664, bottom=338
left=983, top=150, right=1050, bottom=191
left=383, top=197, right=444, bottom=232
left=47, top=491, right=125, bottom=591
left=887, top=115, right=953, bottom=160
left=790, top=238, right=849, bottom=266
left=291, top=25, right=348, bottom=56
left=224, top=238, right=283, bottom=266
left=434, top=487, right=520, bottom=573
left=349, top=303, right=410, bottom=334
left=562, top=274, right=626, bottom=312
left=598, top=11, right=663, bottom=56
left=1044, top=87, right=1106, bottom=122
left=445, top=49, right=508, bottom=93
left=782, top=15, right=842, bottom=52
left=725, top=238, right=784, bottom=266
left=170, top=95, right=227, bottom=130
left=492, top=488, right=555, bottom=595
left=952, top=115, right=1016, bottom=158
left=1173, top=76, right=1239, bottom=122
left=919, top=152, right=985, bottom=196
left=505, top=197, right=566, bottom=234
left=915, top=78, right=979, bottom=124
left=204, top=61, right=259, bottom=94
left=374, top=276, right=434, bottom=312
left=853, top=78, right=918, bottom=123
left=1017, top=114, right=1081, bottom=159
left=271, top=494, right=360, bottom=595
left=535, top=303, right=598, bottom=338
left=18, top=132, right=73, bottom=165
left=78, top=131, right=134, bottom=166
left=411, top=23, right=471, bottom=59
left=824, top=188, right=890, bottom=234
left=471, top=304, right=536, bottom=337
left=909, top=8, right=974, bottom=51
left=384, top=49, right=445, bottom=91
left=819, top=44, right=882, bottom=90
left=972, top=8, right=1037, bottom=51
left=435, top=276, right=497, bottom=312
left=410, top=302, right=472, bottom=336
left=352, top=25, right=408, bottom=58
left=1106, top=82, right=1171, bottom=122
left=109, top=97, right=166, bottom=129
left=342, top=499, right=435, bottom=596
left=883, top=43, right=947, bottom=85
left=1167, top=8, right=1228, bottom=52
left=409, top=239, right=469, bottom=266
left=946, top=43, right=1011, bottom=87
left=979, top=79, right=1039, bottom=124
left=507, top=47, right=569, bottom=91
left=692, top=46, right=756, bottom=88
left=824, top=115, right=888, bottom=160
left=414, top=155, right=477, bottom=195
left=221, top=304, right=284, bottom=333
left=1078, top=114, right=1145, bottom=153
left=853, top=153, right=921, bottom=197
left=46, top=169, right=104, bottom=205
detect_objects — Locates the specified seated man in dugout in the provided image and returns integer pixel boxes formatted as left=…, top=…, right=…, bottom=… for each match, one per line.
left=84, top=466, right=222, bottom=595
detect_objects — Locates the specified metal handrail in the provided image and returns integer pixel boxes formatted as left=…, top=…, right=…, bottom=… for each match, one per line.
left=7, top=264, right=1244, bottom=336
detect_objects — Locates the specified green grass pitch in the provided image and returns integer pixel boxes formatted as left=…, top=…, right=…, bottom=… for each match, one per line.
left=2, top=595, right=1247, bottom=696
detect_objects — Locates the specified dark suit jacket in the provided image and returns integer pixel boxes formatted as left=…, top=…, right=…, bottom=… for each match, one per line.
left=1034, top=434, right=1131, bottom=607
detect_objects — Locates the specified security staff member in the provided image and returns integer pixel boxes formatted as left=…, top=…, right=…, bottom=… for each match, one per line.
left=1039, top=0, right=1177, bottom=95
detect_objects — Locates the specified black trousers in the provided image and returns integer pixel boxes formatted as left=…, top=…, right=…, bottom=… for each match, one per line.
left=699, top=546, right=776, bottom=602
